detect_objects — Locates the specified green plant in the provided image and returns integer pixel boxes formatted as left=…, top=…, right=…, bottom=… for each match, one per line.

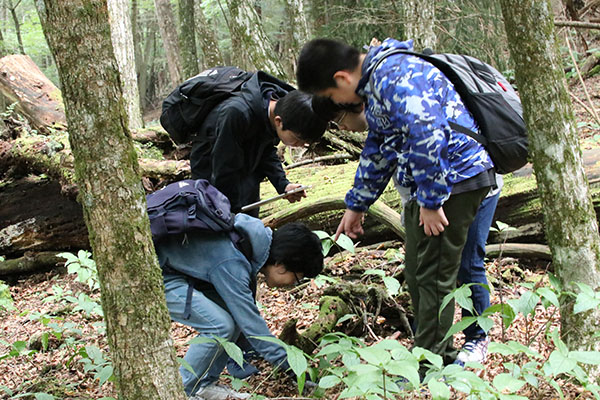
left=57, top=250, right=99, bottom=290
left=313, top=230, right=355, bottom=256
left=0, top=280, right=15, bottom=313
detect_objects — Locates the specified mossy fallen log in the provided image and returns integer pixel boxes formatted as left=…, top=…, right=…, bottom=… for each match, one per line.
left=0, top=251, right=62, bottom=276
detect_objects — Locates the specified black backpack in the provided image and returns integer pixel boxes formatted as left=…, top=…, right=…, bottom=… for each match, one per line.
left=160, top=66, right=253, bottom=144
left=146, top=179, right=254, bottom=318
left=371, top=50, right=528, bottom=174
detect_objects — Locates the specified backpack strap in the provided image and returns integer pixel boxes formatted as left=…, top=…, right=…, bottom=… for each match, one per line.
left=448, top=121, right=488, bottom=146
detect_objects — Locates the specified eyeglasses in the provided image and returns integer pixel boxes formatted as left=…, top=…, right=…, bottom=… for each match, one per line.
left=328, top=111, right=347, bottom=131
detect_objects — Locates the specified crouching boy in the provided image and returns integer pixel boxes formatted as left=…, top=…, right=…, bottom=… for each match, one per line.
left=156, top=214, right=323, bottom=399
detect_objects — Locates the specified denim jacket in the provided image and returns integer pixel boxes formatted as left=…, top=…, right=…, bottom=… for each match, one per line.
left=347, top=38, right=494, bottom=210
left=156, top=214, right=288, bottom=369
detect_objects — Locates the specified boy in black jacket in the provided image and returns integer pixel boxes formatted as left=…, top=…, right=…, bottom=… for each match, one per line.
left=190, top=72, right=327, bottom=216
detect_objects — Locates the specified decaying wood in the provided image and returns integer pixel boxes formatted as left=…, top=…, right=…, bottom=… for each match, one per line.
left=262, top=195, right=405, bottom=239
left=486, top=243, right=552, bottom=261
left=284, top=153, right=352, bottom=170
left=0, top=54, right=66, bottom=132
left=0, top=251, right=63, bottom=275
left=554, top=19, right=600, bottom=29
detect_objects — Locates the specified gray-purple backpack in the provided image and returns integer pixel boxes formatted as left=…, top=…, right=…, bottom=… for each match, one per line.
left=146, top=179, right=251, bottom=258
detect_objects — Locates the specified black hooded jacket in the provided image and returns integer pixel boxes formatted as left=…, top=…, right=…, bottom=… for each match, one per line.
left=190, top=72, right=295, bottom=213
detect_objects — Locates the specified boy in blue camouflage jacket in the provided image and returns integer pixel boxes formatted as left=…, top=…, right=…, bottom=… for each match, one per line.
left=297, top=38, right=496, bottom=368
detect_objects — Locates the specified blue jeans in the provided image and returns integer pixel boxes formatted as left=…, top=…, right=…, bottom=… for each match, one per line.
left=457, top=192, right=500, bottom=340
left=164, top=277, right=241, bottom=396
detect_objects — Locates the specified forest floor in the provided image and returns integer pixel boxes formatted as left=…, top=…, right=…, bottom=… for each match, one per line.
left=2, top=73, right=600, bottom=400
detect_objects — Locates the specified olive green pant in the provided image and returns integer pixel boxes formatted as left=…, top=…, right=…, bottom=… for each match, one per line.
left=404, top=187, right=489, bottom=365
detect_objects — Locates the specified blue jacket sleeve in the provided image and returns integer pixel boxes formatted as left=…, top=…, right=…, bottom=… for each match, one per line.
left=209, top=258, right=289, bottom=369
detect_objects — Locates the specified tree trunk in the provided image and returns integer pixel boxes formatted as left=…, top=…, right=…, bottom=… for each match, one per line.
left=403, top=0, right=436, bottom=51
left=107, top=0, right=144, bottom=130
left=154, top=0, right=183, bottom=87
left=225, top=0, right=287, bottom=80
left=0, top=54, right=66, bottom=131
left=7, top=0, right=24, bottom=54
left=500, top=0, right=600, bottom=378
left=0, top=28, right=7, bottom=58
left=35, top=0, right=186, bottom=398
left=282, top=0, right=311, bottom=78
left=178, top=0, right=198, bottom=78
left=194, top=0, right=224, bottom=69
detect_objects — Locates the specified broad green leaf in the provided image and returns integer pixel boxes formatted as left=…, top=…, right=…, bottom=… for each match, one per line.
left=412, top=347, right=443, bottom=369
left=569, top=350, right=600, bottom=365
left=428, top=379, right=451, bottom=400
left=507, top=290, right=539, bottom=317
left=222, top=341, right=244, bottom=368
left=454, top=285, right=474, bottom=313
left=346, top=363, right=380, bottom=374
left=319, top=375, right=341, bottom=388
left=335, top=234, right=355, bottom=253
left=485, top=303, right=516, bottom=329
left=492, top=373, right=526, bottom=393
left=574, top=289, right=600, bottom=314
left=336, top=313, right=356, bottom=324
left=477, top=316, right=495, bottom=334
left=536, top=287, right=559, bottom=308
left=382, top=276, right=400, bottom=296
left=315, top=343, right=343, bottom=357
left=357, top=346, right=390, bottom=365
left=442, top=317, right=477, bottom=342
left=34, top=394, right=55, bottom=400
left=385, top=360, right=420, bottom=388
left=286, top=345, right=308, bottom=377
left=312, top=230, right=331, bottom=239
left=363, top=269, right=385, bottom=277
left=547, top=350, right=577, bottom=375
left=97, top=365, right=113, bottom=385
left=177, top=357, right=197, bottom=376
left=321, top=239, right=334, bottom=256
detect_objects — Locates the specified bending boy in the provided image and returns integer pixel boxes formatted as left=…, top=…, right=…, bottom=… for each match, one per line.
left=297, top=38, right=495, bottom=366
left=191, top=72, right=328, bottom=216
left=157, top=215, right=323, bottom=399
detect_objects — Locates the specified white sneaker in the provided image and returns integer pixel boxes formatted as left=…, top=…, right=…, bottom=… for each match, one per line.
left=192, top=383, right=250, bottom=400
left=455, top=336, right=490, bottom=366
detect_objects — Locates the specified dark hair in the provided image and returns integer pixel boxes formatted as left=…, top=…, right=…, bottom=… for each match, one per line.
left=311, top=95, right=342, bottom=122
left=273, top=90, right=327, bottom=143
left=297, top=38, right=361, bottom=93
left=267, top=222, right=323, bottom=278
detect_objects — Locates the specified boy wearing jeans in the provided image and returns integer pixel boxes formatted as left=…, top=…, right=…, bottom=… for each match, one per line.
left=297, top=37, right=495, bottom=367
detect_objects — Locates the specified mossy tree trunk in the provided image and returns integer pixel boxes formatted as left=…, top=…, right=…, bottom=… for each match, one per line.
left=35, top=0, right=186, bottom=398
left=282, top=0, right=311, bottom=78
left=225, top=0, right=286, bottom=80
left=107, top=0, right=144, bottom=130
left=7, top=0, right=25, bottom=54
left=154, top=0, right=183, bottom=87
left=194, top=0, right=224, bottom=69
left=178, top=0, right=199, bottom=78
left=500, top=0, right=600, bottom=378
left=403, top=0, right=436, bottom=51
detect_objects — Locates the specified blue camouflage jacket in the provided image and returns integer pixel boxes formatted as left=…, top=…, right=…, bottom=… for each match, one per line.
left=347, top=38, right=494, bottom=210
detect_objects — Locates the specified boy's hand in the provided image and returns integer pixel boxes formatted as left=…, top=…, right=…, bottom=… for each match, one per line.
left=419, top=206, right=449, bottom=236
left=335, top=209, right=365, bottom=240
left=283, top=183, right=307, bottom=203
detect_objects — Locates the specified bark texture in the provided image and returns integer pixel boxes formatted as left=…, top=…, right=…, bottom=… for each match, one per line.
left=107, top=0, right=144, bottom=130
left=35, top=0, right=186, bottom=398
left=154, top=0, right=183, bottom=86
left=178, top=0, right=199, bottom=78
left=194, top=1, right=224, bottom=69
left=226, top=0, right=286, bottom=79
left=0, top=54, right=66, bottom=131
left=404, top=0, right=436, bottom=51
left=500, top=0, right=600, bottom=375
left=283, top=0, right=311, bottom=77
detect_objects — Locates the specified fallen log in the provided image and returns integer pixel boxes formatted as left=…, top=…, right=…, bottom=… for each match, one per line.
left=0, top=54, right=66, bottom=132
left=0, top=251, right=63, bottom=276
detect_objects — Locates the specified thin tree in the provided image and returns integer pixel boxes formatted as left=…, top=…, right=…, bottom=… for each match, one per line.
left=179, top=0, right=199, bottom=77
left=154, top=0, right=183, bottom=87
left=500, top=0, right=600, bottom=377
left=0, top=28, right=7, bottom=57
left=35, top=0, right=187, bottom=398
left=404, top=0, right=436, bottom=51
left=225, top=0, right=286, bottom=79
left=283, top=0, right=311, bottom=78
left=7, top=0, right=24, bottom=54
left=194, top=0, right=224, bottom=69
left=107, top=0, right=144, bottom=129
